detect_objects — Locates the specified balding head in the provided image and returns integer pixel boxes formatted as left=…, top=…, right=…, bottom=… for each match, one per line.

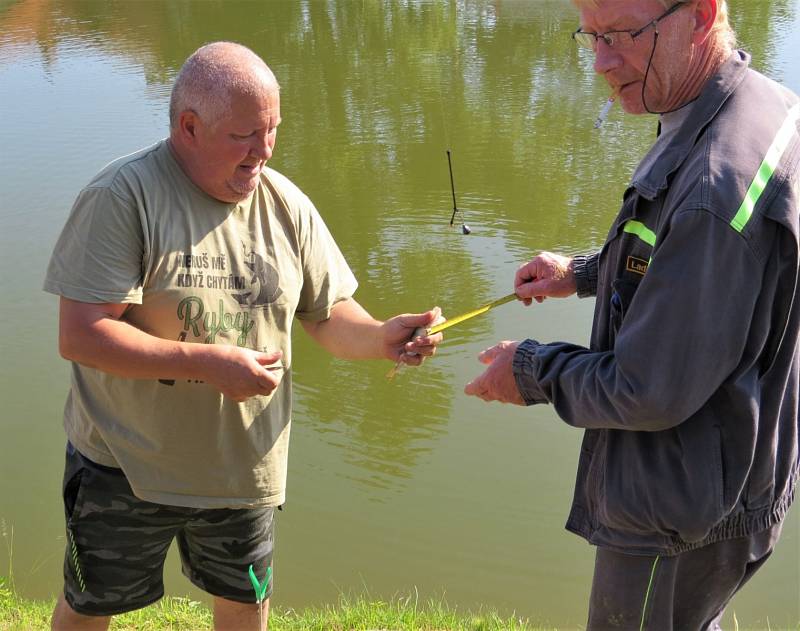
left=169, top=42, right=279, bottom=130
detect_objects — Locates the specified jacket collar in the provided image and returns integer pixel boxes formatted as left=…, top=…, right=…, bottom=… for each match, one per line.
left=631, top=50, right=751, bottom=200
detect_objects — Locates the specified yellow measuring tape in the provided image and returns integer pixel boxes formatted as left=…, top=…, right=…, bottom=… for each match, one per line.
left=386, top=292, right=518, bottom=379
left=426, top=292, right=517, bottom=335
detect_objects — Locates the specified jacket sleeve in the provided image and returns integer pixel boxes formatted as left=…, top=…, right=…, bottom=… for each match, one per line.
left=573, top=252, right=600, bottom=298
left=513, top=208, right=765, bottom=431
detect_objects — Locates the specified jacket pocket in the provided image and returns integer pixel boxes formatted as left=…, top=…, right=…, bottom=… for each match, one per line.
left=596, top=412, right=726, bottom=543
left=587, top=431, right=607, bottom=530
left=608, top=277, right=641, bottom=347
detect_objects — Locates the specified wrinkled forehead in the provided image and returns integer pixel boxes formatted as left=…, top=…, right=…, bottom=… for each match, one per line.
left=575, top=0, right=670, bottom=29
left=232, top=84, right=281, bottom=114
left=216, top=85, right=281, bottom=129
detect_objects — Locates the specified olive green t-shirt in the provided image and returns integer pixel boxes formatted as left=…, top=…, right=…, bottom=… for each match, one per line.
left=44, top=141, right=357, bottom=508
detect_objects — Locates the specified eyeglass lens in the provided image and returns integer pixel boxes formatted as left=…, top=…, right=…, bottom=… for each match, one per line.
left=573, top=30, right=635, bottom=50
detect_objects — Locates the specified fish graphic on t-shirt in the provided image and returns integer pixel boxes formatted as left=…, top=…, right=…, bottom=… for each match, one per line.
left=232, top=245, right=282, bottom=308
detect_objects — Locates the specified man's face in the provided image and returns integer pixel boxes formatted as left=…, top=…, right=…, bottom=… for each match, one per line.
left=191, top=87, right=281, bottom=203
left=579, top=0, right=694, bottom=114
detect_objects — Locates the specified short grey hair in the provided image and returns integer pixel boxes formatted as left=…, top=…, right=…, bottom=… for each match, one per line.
left=169, top=41, right=279, bottom=129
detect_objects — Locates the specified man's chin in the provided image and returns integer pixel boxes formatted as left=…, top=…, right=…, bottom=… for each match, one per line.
left=618, top=93, right=647, bottom=116
left=226, top=179, right=259, bottom=201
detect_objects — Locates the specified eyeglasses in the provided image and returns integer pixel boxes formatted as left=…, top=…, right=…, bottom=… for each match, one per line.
left=572, top=2, right=688, bottom=51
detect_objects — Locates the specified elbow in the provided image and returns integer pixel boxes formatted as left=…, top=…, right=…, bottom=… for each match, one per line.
left=58, top=330, right=104, bottom=371
left=615, top=391, right=688, bottom=431
left=605, top=369, right=689, bottom=431
left=58, top=330, right=79, bottom=362
left=57, top=297, right=124, bottom=366
left=58, top=322, right=89, bottom=363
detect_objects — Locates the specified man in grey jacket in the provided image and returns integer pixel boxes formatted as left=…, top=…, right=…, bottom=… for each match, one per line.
left=466, top=0, right=799, bottom=628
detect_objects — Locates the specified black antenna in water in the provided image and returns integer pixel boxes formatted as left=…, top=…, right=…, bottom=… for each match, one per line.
left=447, top=150, right=458, bottom=226
left=446, top=150, right=471, bottom=234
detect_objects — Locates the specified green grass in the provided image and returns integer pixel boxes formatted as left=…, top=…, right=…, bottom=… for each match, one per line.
left=4, top=577, right=800, bottom=631
left=0, top=577, right=549, bottom=630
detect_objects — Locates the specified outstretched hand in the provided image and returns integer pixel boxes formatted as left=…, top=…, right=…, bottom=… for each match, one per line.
left=382, top=307, right=444, bottom=366
left=515, top=252, right=576, bottom=305
left=464, top=341, right=525, bottom=405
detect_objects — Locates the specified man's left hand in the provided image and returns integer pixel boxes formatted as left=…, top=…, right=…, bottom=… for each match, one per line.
left=382, top=307, right=444, bottom=365
left=464, top=341, right=525, bottom=404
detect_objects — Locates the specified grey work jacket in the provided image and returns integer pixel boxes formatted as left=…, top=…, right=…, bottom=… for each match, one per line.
left=514, top=51, right=800, bottom=555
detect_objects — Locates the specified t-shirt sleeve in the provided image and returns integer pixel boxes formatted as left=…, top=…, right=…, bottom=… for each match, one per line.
left=293, top=195, right=358, bottom=321
left=43, top=185, right=145, bottom=304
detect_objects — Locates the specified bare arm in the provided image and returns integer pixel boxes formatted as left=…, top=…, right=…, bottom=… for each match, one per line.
left=58, top=297, right=282, bottom=401
left=300, top=297, right=442, bottom=364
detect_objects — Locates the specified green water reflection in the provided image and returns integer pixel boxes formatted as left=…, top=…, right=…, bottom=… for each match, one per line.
left=0, top=1, right=798, bottom=626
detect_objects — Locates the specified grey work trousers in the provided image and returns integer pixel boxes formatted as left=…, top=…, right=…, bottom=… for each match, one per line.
left=587, top=522, right=783, bottom=631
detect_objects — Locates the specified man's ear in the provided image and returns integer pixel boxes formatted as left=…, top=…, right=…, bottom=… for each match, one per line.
left=177, top=109, right=200, bottom=143
left=692, top=0, right=718, bottom=45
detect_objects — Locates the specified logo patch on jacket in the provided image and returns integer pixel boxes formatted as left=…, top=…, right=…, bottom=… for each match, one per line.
left=626, top=256, right=649, bottom=276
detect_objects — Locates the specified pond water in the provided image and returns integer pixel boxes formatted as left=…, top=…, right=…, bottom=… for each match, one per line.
left=0, top=1, right=798, bottom=627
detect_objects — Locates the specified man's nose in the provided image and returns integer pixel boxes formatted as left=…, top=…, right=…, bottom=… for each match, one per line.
left=593, top=38, right=622, bottom=76
left=251, top=132, right=273, bottom=161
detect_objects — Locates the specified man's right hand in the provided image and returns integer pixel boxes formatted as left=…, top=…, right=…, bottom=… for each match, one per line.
left=514, top=252, right=577, bottom=305
left=201, top=347, right=284, bottom=402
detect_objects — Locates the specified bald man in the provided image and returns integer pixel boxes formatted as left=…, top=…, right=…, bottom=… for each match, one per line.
left=45, top=42, right=442, bottom=630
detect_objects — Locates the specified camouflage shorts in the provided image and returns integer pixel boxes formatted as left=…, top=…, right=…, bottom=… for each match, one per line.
left=61, top=443, right=275, bottom=616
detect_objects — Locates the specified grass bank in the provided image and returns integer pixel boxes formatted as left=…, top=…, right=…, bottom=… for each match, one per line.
left=0, top=577, right=550, bottom=630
